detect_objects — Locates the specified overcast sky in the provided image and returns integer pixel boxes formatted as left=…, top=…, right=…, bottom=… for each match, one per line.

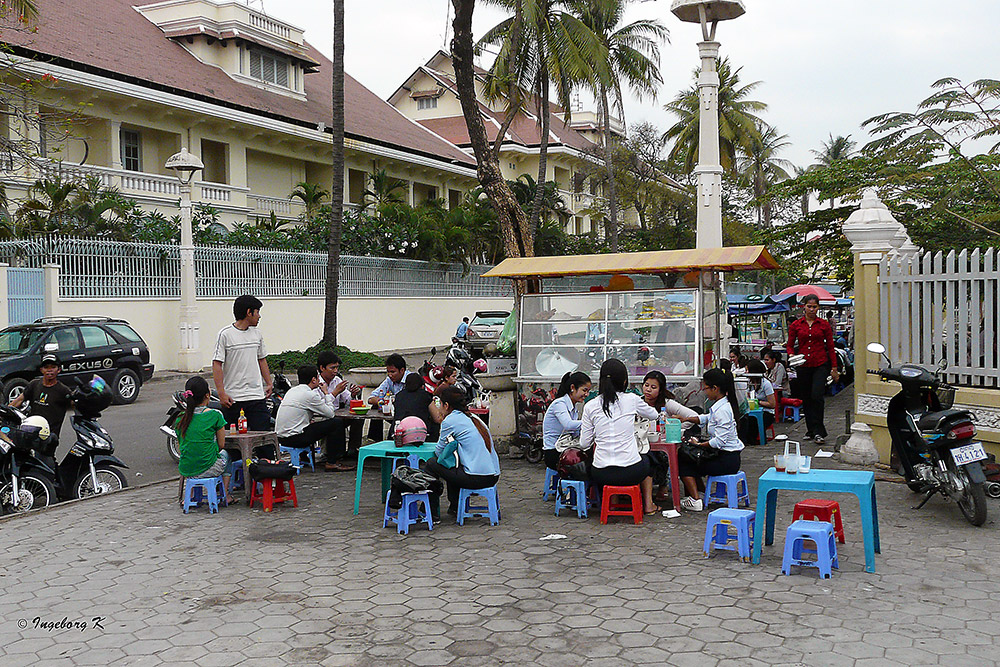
left=266, top=0, right=1000, bottom=168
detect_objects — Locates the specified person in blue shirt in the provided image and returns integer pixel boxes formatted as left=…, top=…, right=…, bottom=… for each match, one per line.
left=541, top=371, right=591, bottom=470
left=456, top=317, right=470, bottom=339
left=425, top=386, right=500, bottom=516
left=366, top=353, right=413, bottom=442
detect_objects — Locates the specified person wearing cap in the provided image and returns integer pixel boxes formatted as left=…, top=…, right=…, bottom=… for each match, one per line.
left=11, top=354, right=74, bottom=443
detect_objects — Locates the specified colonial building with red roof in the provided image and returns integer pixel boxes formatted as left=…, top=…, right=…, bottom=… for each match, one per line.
left=1, top=0, right=478, bottom=227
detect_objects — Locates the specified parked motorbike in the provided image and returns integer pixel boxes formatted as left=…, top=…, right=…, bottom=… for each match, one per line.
left=0, top=406, right=57, bottom=514
left=512, top=387, right=550, bottom=464
left=164, top=363, right=290, bottom=462
left=867, top=342, right=988, bottom=526
left=445, top=342, right=484, bottom=404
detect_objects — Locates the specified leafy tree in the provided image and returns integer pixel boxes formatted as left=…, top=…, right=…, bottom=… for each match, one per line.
left=811, top=134, right=857, bottom=167
left=289, top=181, right=329, bottom=218
left=361, top=168, right=407, bottom=214
left=569, top=0, right=666, bottom=251
left=736, top=121, right=792, bottom=227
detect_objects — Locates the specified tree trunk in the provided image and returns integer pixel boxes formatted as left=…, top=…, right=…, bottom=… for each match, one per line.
left=323, top=0, right=345, bottom=345
left=452, top=0, right=533, bottom=295
left=528, top=67, right=550, bottom=238
left=600, top=86, right=618, bottom=252
left=491, top=4, right=522, bottom=160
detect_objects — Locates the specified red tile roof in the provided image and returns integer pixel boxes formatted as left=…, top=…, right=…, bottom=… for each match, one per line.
left=2, top=0, right=476, bottom=170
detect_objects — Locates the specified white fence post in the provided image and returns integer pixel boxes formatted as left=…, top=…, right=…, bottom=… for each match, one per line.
left=42, top=263, right=59, bottom=318
left=0, top=263, right=8, bottom=330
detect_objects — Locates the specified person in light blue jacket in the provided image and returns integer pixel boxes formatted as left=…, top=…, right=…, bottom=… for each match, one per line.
left=425, top=386, right=500, bottom=516
left=541, top=371, right=592, bottom=470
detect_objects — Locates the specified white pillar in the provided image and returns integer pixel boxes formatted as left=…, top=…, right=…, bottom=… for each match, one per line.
left=0, top=263, right=8, bottom=330
left=177, top=183, right=201, bottom=372
left=694, top=40, right=724, bottom=249
left=42, top=263, right=59, bottom=318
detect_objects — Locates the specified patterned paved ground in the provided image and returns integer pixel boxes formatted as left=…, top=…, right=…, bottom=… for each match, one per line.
left=2, top=400, right=998, bottom=666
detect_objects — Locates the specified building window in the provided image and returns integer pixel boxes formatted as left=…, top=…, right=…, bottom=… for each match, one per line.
left=249, top=49, right=289, bottom=88
left=120, top=128, right=141, bottom=172
left=416, top=97, right=438, bottom=111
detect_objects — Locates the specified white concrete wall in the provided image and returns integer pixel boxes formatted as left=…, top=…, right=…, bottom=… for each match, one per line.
left=52, top=296, right=514, bottom=371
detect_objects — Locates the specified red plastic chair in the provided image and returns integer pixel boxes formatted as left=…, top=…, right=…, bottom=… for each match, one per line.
left=600, top=485, right=643, bottom=525
left=250, top=477, right=298, bottom=512
left=793, top=498, right=845, bottom=544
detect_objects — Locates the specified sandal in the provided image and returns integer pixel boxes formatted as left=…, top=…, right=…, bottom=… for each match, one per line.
left=225, top=496, right=240, bottom=505
left=645, top=505, right=662, bottom=515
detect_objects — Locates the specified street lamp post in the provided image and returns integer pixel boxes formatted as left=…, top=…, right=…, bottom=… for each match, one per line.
left=165, top=147, right=205, bottom=373
left=670, top=0, right=745, bottom=249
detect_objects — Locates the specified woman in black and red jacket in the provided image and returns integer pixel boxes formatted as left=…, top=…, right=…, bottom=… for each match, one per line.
left=786, top=294, right=840, bottom=444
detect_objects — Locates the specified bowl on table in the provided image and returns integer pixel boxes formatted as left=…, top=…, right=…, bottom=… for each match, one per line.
left=350, top=405, right=370, bottom=415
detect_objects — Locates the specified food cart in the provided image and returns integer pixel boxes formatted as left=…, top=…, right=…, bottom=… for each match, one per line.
left=482, top=246, right=781, bottom=390
left=728, top=293, right=796, bottom=353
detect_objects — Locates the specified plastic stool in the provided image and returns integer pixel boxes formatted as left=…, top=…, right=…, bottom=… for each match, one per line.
left=250, top=477, right=298, bottom=512
left=703, top=508, right=755, bottom=561
left=542, top=468, right=560, bottom=501
left=383, top=490, right=434, bottom=535
left=600, top=485, right=643, bottom=525
left=781, top=398, right=803, bottom=423
left=279, top=445, right=315, bottom=471
left=183, top=476, right=227, bottom=514
left=782, top=520, right=839, bottom=578
left=457, top=486, right=500, bottom=526
left=705, top=472, right=750, bottom=509
left=793, top=499, right=846, bottom=544
left=554, top=479, right=589, bottom=518
left=229, top=460, right=245, bottom=492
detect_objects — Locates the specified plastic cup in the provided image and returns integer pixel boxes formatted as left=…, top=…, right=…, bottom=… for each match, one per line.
left=799, top=455, right=811, bottom=473
left=774, top=455, right=785, bottom=472
left=786, top=455, right=799, bottom=474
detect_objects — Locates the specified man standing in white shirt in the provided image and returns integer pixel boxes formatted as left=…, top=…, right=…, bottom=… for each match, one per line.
left=316, top=350, right=362, bottom=469
left=213, top=294, right=272, bottom=434
left=275, top=366, right=352, bottom=471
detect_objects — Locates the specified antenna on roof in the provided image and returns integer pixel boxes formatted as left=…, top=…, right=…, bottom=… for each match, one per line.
left=244, top=0, right=267, bottom=15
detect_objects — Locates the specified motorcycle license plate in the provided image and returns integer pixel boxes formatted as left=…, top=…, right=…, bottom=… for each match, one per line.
left=951, top=442, right=987, bottom=465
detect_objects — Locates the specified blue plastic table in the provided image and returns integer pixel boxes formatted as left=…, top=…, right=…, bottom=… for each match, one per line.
left=352, top=440, right=437, bottom=514
left=753, top=468, right=880, bottom=573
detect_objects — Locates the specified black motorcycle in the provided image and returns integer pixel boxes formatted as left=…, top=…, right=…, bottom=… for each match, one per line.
left=163, top=363, right=290, bottom=462
left=867, top=342, right=988, bottom=526
left=0, top=408, right=57, bottom=514
left=445, top=342, right=483, bottom=404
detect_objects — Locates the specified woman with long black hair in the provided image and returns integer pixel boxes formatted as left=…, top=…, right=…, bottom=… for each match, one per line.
left=580, top=359, right=660, bottom=515
left=176, top=376, right=234, bottom=505
left=678, top=368, right=744, bottom=511
left=541, top=371, right=592, bottom=470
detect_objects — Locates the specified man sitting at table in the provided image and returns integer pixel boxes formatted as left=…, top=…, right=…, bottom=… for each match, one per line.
left=366, top=353, right=413, bottom=442
left=317, top=351, right=363, bottom=469
left=275, top=366, right=353, bottom=471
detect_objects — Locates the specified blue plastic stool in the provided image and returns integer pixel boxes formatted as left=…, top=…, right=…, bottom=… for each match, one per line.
left=782, top=404, right=801, bottom=423
left=705, top=472, right=751, bottom=508
left=703, top=508, right=755, bottom=561
left=542, top=468, right=560, bottom=501
left=457, top=486, right=500, bottom=526
left=279, top=445, right=314, bottom=471
left=554, top=479, right=588, bottom=518
left=382, top=454, right=433, bottom=535
left=782, top=520, right=839, bottom=578
left=183, top=476, right=227, bottom=514
left=229, top=459, right=245, bottom=492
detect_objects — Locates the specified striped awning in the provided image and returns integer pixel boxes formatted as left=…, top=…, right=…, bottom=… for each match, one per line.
left=481, top=245, right=780, bottom=279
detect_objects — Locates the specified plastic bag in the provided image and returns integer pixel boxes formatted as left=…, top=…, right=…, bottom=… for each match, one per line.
left=497, top=306, right=518, bottom=356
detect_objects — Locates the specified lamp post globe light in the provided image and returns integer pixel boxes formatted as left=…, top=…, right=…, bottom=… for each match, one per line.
left=670, top=0, right=745, bottom=249
left=165, top=147, right=205, bottom=373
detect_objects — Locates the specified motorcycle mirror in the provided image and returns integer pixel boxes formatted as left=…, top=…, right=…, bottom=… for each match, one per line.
left=431, top=347, right=437, bottom=356
left=279, top=360, right=285, bottom=372
left=937, top=357, right=948, bottom=372
left=866, top=343, right=885, bottom=355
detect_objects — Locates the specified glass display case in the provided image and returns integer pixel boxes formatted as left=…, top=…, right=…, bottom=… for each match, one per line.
left=518, top=289, right=705, bottom=382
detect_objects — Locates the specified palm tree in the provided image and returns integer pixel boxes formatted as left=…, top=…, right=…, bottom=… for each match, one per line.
left=811, top=134, right=857, bottom=167
left=2, top=0, right=39, bottom=23
left=737, top=121, right=792, bottom=227
left=15, top=177, right=78, bottom=233
left=508, top=173, right=568, bottom=220
left=323, top=0, right=345, bottom=345
left=569, top=0, right=667, bottom=252
left=290, top=181, right=329, bottom=218
left=362, top=168, right=406, bottom=214
left=663, top=57, right=767, bottom=175
left=480, top=0, right=604, bottom=235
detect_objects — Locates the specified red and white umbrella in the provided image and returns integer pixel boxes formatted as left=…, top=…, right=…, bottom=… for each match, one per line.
left=778, top=284, right=837, bottom=304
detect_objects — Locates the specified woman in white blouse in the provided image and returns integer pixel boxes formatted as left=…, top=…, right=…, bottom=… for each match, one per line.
left=581, top=359, right=660, bottom=515
left=679, top=368, right=745, bottom=512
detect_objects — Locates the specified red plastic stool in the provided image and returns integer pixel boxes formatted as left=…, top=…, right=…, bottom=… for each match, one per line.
left=793, top=499, right=845, bottom=544
left=600, top=485, right=643, bottom=525
left=250, top=477, right=298, bottom=512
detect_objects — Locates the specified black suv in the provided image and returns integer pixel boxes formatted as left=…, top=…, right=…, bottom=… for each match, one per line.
left=0, top=317, right=154, bottom=405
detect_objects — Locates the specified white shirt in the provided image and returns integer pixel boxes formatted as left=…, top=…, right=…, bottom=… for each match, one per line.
left=213, top=325, right=267, bottom=402
left=698, top=400, right=744, bottom=452
left=316, top=376, right=351, bottom=409
left=663, top=399, right=698, bottom=431
left=581, top=392, right=658, bottom=469
left=275, top=384, right=337, bottom=438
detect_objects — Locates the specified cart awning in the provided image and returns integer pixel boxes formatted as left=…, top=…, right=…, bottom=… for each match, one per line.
left=481, top=245, right=780, bottom=279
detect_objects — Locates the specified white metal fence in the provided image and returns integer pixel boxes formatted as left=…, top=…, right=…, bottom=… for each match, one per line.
left=880, top=248, right=998, bottom=388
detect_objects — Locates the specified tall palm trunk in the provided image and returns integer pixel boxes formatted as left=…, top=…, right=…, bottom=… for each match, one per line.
left=323, top=0, right=344, bottom=345
left=453, top=0, right=533, bottom=284
left=528, top=67, right=550, bottom=237
left=599, top=84, right=618, bottom=251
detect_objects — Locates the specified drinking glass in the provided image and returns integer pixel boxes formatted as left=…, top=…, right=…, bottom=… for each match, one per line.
left=799, top=455, right=811, bottom=473
left=774, top=454, right=785, bottom=472
left=785, top=455, right=799, bottom=474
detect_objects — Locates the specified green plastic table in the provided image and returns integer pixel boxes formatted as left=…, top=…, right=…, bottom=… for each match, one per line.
left=352, top=440, right=437, bottom=514
left=752, top=467, right=880, bottom=573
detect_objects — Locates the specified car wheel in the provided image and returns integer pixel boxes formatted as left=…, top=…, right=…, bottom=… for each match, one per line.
left=2, top=378, right=29, bottom=405
left=111, top=368, right=140, bottom=405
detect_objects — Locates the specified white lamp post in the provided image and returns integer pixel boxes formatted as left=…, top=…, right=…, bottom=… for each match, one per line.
left=670, top=0, right=745, bottom=249
left=165, top=147, right=205, bottom=372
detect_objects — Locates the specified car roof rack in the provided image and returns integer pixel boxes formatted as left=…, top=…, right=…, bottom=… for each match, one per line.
left=33, top=316, right=118, bottom=324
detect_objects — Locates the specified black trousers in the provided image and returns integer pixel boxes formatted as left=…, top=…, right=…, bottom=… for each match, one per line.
left=543, top=448, right=561, bottom=470
left=796, top=365, right=830, bottom=438
left=739, top=412, right=775, bottom=446
left=279, top=418, right=340, bottom=454
left=223, top=399, right=274, bottom=457
left=425, top=457, right=499, bottom=511
left=328, top=418, right=363, bottom=462
left=677, top=449, right=741, bottom=479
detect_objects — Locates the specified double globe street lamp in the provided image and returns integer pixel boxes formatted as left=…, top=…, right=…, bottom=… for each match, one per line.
left=165, top=147, right=205, bottom=373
